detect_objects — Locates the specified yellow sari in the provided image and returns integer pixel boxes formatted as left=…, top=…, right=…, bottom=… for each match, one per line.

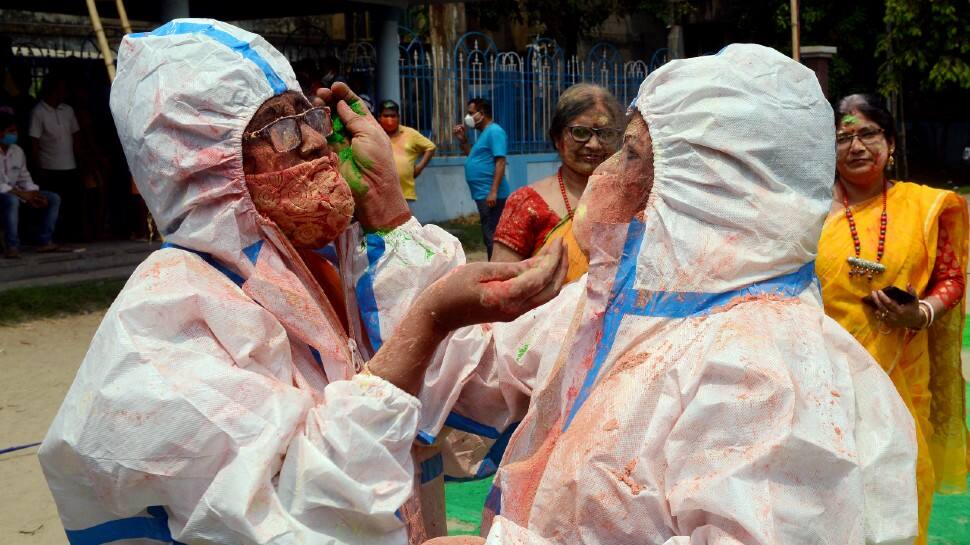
left=817, top=182, right=969, bottom=545
left=535, top=216, right=588, bottom=283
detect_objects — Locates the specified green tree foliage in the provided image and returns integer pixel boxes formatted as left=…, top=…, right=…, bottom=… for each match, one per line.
left=879, top=0, right=970, bottom=92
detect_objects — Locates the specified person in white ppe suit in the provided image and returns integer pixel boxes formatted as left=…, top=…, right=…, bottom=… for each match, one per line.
left=38, top=19, right=567, bottom=545
left=424, top=44, right=919, bottom=545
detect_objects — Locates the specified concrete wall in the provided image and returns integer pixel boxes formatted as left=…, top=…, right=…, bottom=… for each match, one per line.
left=409, top=152, right=561, bottom=223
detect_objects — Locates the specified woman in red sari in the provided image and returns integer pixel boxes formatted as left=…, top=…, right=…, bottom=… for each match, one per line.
left=491, top=84, right=622, bottom=281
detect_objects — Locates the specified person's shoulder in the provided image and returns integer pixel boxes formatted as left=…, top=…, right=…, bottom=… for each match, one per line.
left=400, top=125, right=425, bottom=140
left=8, top=143, right=25, bottom=158
left=489, top=122, right=507, bottom=135
left=507, top=184, right=541, bottom=204
left=892, top=180, right=963, bottom=210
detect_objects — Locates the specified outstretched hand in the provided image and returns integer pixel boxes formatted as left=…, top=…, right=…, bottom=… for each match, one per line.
left=366, top=240, right=569, bottom=395
left=315, top=83, right=410, bottom=231
left=421, top=239, right=569, bottom=332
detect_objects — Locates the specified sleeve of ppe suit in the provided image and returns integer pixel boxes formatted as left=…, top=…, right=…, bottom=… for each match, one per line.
left=339, top=216, right=465, bottom=355
left=657, top=308, right=916, bottom=545
left=39, top=251, right=421, bottom=545
left=822, top=317, right=919, bottom=544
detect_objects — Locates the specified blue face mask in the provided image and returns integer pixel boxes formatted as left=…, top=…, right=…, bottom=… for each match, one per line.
left=1, top=133, right=16, bottom=146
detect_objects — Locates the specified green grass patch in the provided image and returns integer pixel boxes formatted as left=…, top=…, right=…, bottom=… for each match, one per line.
left=0, top=278, right=125, bottom=326
left=432, top=216, right=485, bottom=254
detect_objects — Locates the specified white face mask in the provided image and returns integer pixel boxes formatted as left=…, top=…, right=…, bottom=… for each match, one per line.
left=464, top=113, right=477, bottom=129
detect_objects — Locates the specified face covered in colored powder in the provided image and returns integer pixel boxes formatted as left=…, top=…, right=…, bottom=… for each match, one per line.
left=556, top=103, right=621, bottom=177
left=378, top=108, right=400, bottom=135
left=572, top=114, right=654, bottom=256
left=242, top=91, right=355, bottom=248
left=835, top=110, right=893, bottom=189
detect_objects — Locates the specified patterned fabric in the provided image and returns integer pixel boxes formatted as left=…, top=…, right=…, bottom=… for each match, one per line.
left=389, top=125, right=435, bottom=201
left=928, top=220, right=965, bottom=309
left=817, top=181, right=969, bottom=545
left=494, top=186, right=562, bottom=256
left=244, top=154, right=355, bottom=249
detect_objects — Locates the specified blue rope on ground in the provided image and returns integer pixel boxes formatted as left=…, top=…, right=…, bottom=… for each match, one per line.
left=0, top=441, right=41, bottom=455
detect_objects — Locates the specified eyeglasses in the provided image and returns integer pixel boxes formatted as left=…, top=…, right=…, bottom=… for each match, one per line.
left=566, top=125, right=621, bottom=145
left=244, top=107, right=333, bottom=153
left=836, top=127, right=884, bottom=149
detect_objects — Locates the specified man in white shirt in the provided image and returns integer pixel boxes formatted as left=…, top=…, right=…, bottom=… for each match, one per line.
left=29, top=74, right=80, bottom=241
left=0, top=111, right=61, bottom=258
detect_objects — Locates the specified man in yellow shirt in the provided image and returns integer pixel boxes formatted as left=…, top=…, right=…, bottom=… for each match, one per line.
left=378, top=100, right=436, bottom=201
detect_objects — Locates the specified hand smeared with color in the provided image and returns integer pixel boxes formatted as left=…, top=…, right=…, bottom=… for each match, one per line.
left=319, top=87, right=411, bottom=231
left=326, top=99, right=372, bottom=197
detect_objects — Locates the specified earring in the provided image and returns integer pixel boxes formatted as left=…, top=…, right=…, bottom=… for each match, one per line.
left=888, top=148, right=895, bottom=168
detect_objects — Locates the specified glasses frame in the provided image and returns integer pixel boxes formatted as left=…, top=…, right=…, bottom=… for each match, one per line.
left=836, top=127, right=885, bottom=149
left=243, top=106, right=333, bottom=152
left=565, top=125, right=621, bottom=145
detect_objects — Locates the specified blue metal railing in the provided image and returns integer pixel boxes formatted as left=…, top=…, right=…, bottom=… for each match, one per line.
left=398, top=32, right=668, bottom=156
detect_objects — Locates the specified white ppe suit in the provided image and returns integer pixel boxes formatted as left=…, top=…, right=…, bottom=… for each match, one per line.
left=421, top=44, right=919, bottom=544
left=39, top=19, right=469, bottom=545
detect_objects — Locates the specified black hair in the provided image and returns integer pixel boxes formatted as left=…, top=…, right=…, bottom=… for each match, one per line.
left=548, top=83, right=623, bottom=145
left=0, top=111, right=15, bottom=131
left=835, top=94, right=896, bottom=144
left=468, top=97, right=492, bottom=118
left=380, top=99, right=399, bottom=113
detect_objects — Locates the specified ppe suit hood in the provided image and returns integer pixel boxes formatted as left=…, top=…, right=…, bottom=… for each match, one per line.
left=111, top=18, right=299, bottom=269
left=111, top=19, right=363, bottom=382
left=633, top=43, right=834, bottom=293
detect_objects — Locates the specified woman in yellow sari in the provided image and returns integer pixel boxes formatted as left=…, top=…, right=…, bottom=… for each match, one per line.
left=817, top=94, right=968, bottom=545
left=491, top=84, right=622, bottom=282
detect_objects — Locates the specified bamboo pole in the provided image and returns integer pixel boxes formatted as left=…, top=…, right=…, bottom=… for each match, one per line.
left=115, top=0, right=133, bottom=35
left=790, top=0, right=800, bottom=61
left=85, top=0, right=116, bottom=81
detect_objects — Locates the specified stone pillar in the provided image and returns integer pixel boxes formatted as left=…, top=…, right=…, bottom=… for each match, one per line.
left=376, top=7, right=402, bottom=106
left=161, top=0, right=190, bottom=21
left=800, top=45, right=837, bottom=99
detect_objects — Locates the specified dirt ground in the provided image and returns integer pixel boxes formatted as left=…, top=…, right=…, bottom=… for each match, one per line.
left=0, top=312, right=105, bottom=545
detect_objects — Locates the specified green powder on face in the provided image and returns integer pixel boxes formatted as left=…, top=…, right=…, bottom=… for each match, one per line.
left=841, top=114, right=860, bottom=126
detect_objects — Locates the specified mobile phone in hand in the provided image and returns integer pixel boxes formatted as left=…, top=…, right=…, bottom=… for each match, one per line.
left=862, top=286, right=917, bottom=308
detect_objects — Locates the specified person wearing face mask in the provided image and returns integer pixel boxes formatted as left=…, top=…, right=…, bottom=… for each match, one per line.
left=0, top=111, right=62, bottom=258
left=816, top=94, right=968, bottom=545
left=492, top=84, right=622, bottom=282
left=420, top=45, right=919, bottom=545
left=38, top=19, right=568, bottom=545
left=378, top=99, right=436, bottom=203
left=453, top=98, right=511, bottom=258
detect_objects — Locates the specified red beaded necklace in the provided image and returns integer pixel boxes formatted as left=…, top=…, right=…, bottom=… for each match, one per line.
left=557, top=167, right=574, bottom=217
left=839, top=178, right=888, bottom=280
